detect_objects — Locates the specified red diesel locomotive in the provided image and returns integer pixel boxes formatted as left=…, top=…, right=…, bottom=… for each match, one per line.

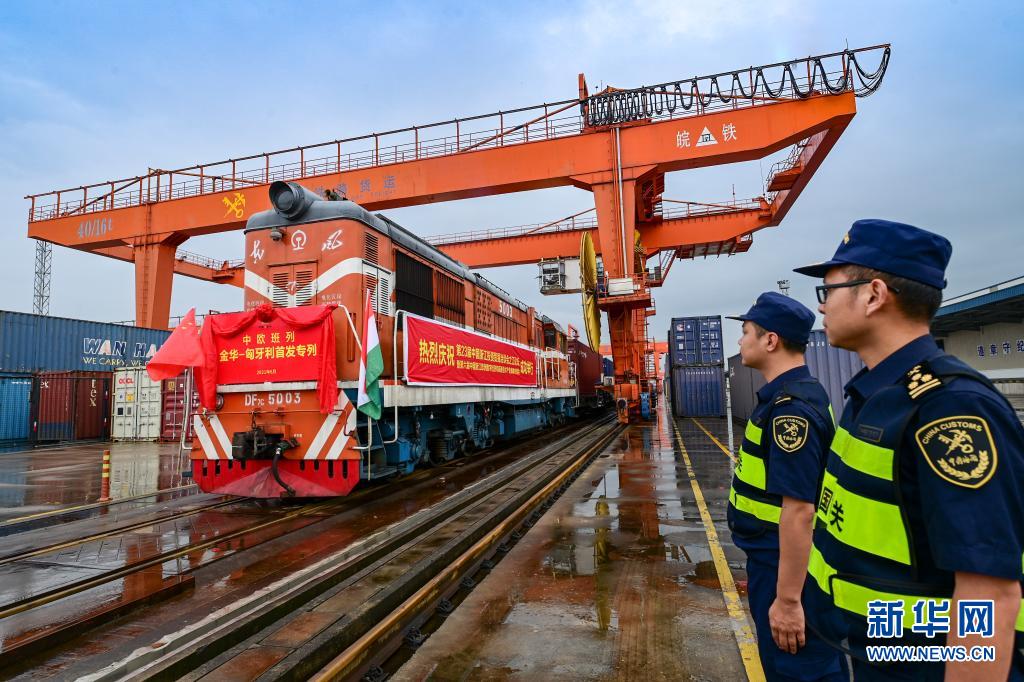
left=189, top=182, right=603, bottom=497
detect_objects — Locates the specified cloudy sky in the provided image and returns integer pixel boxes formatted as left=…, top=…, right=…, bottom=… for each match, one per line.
left=1, top=1, right=1021, bottom=353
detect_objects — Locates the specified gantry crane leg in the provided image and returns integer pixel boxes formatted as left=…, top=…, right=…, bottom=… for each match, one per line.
left=584, top=154, right=657, bottom=423
left=132, top=235, right=185, bottom=329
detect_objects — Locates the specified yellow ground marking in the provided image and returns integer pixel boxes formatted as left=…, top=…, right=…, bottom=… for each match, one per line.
left=671, top=417, right=765, bottom=682
left=691, top=417, right=738, bottom=464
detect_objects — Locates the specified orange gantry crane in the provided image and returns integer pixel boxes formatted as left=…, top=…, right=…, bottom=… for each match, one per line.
left=25, top=45, right=889, bottom=421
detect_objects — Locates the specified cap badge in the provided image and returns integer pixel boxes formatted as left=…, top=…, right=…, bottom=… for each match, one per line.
left=843, top=232, right=851, bottom=244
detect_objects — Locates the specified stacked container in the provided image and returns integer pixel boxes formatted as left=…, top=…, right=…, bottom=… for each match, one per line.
left=567, top=339, right=602, bottom=400
left=667, top=316, right=726, bottom=417
left=668, top=316, right=724, bottom=366
left=0, top=311, right=170, bottom=447
left=0, top=375, right=32, bottom=444
left=32, top=371, right=112, bottom=442
left=160, top=372, right=200, bottom=443
left=112, top=367, right=162, bottom=441
left=0, top=310, right=169, bottom=373
left=727, top=330, right=865, bottom=422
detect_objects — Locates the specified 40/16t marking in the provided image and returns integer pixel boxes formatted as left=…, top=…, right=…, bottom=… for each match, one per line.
left=78, top=218, right=112, bottom=239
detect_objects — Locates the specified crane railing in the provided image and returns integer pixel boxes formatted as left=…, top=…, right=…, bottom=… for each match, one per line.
left=25, top=45, right=889, bottom=223
left=427, top=198, right=764, bottom=246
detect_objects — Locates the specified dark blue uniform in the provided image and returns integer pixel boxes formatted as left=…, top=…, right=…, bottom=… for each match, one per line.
left=801, top=336, right=1024, bottom=681
left=729, top=366, right=847, bottom=681
left=794, top=219, right=1024, bottom=680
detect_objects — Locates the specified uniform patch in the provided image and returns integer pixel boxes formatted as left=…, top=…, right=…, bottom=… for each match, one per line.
left=857, top=424, right=884, bottom=443
left=773, top=416, right=809, bottom=453
left=915, top=416, right=997, bottom=488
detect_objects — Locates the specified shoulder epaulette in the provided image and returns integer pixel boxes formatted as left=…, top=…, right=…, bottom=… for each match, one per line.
left=904, top=361, right=943, bottom=400
left=774, top=395, right=792, bottom=405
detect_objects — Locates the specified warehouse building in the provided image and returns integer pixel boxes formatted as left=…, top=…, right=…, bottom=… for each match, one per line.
left=932, top=275, right=1024, bottom=419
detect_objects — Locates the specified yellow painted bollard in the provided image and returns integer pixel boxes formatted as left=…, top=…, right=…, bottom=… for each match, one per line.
left=98, top=449, right=112, bottom=502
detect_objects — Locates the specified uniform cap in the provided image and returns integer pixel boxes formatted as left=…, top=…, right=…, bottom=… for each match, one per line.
left=727, top=291, right=815, bottom=345
left=793, top=219, right=952, bottom=289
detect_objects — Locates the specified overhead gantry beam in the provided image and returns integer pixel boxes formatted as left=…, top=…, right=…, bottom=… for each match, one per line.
left=27, top=94, right=856, bottom=249
left=89, top=244, right=244, bottom=286
left=434, top=202, right=770, bottom=267
left=25, top=46, right=888, bottom=383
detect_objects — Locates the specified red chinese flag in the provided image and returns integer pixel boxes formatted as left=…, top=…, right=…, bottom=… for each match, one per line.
left=147, top=308, right=205, bottom=381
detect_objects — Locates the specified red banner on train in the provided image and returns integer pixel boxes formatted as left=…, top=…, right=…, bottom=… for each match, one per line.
left=212, top=317, right=323, bottom=384
left=196, top=304, right=339, bottom=414
left=404, top=314, right=537, bottom=387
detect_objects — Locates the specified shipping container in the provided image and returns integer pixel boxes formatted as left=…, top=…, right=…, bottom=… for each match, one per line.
left=32, top=371, right=112, bottom=442
left=0, top=374, right=33, bottom=443
left=567, top=339, right=602, bottom=398
left=0, top=310, right=170, bottom=374
left=160, top=371, right=200, bottom=443
left=725, top=355, right=767, bottom=422
left=726, top=330, right=865, bottom=422
left=668, top=316, right=724, bottom=366
left=804, top=330, right=865, bottom=417
left=112, top=367, right=162, bottom=441
left=670, top=365, right=726, bottom=417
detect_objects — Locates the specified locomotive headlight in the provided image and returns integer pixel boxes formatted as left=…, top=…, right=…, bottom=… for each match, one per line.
left=215, top=393, right=225, bottom=410
left=269, top=227, right=285, bottom=242
left=269, top=180, right=321, bottom=219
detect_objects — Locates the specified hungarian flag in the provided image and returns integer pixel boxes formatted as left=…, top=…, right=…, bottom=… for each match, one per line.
left=147, top=308, right=204, bottom=381
left=357, top=292, right=384, bottom=420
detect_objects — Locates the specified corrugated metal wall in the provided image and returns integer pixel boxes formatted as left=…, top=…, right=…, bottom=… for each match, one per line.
left=804, top=330, right=865, bottom=417
left=160, top=372, right=199, bottom=442
left=0, top=375, right=32, bottom=443
left=112, top=367, right=162, bottom=441
left=670, top=365, right=726, bottom=417
left=668, top=316, right=724, bottom=366
left=726, top=330, right=864, bottom=422
left=0, top=311, right=170, bottom=374
left=33, top=371, right=112, bottom=442
left=726, top=356, right=767, bottom=422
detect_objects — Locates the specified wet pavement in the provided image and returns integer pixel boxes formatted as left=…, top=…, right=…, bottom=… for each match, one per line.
left=3, top=425, right=593, bottom=680
left=394, top=403, right=754, bottom=681
left=0, top=441, right=193, bottom=523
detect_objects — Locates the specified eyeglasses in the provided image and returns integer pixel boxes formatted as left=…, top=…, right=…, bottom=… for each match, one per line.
left=815, top=279, right=901, bottom=304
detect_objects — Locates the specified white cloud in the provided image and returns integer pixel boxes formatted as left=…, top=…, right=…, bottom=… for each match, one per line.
left=547, top=0, right=800, bottom=44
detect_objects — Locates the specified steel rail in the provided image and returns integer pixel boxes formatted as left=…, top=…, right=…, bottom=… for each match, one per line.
left=0, top=496, right=238, bottom=567
left=81, top=417, right=612, bottom=681
left=309, top=418, right=622, bottom=681
left=0, top=498, right=339, bottom=621
left=0, top=483, right=198, bottom=529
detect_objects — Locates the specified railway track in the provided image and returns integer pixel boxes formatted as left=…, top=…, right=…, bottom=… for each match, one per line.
left=0, top=418, right=602, bottom=676
left=75, top=416, right=621, bottom=681
left=0, top=496, right=238, bottom=567
left=0, top=483, right=200, bottom=538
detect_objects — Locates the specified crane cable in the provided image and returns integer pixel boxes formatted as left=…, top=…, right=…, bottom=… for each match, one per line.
left=584, top=47, right=891, bottom=128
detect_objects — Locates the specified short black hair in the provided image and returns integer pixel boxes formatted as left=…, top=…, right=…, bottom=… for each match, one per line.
left=842, top=265, right=943, bottom=322
left=750, top=321, right=807, bottom=355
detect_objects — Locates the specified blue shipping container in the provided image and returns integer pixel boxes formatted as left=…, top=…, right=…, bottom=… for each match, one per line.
left=670, top=365, right=725, bottom=417
left=0, top=311, right=170, bottom=374
left=668, top=316, right=724, bottom=366
left=0, top=375, right=32, bottom=443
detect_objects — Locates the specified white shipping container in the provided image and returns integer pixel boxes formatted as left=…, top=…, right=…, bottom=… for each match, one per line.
left=112, top=367, right=161, bottom=441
